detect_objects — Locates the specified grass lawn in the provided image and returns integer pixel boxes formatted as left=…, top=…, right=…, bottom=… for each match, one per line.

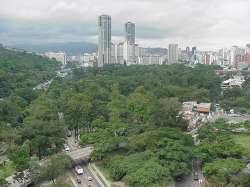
left=96, top=162, right=112, bottom=181
left=233, top=134, right=250, bottom=150
left=45, top=176, right=74, bottom=187
left=0, top=161, right=15, bottom=178
left=96, top=162, right=128, bottom=187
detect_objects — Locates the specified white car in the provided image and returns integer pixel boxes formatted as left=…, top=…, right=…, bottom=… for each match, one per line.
left=88, top=176, right=93, bottom=181
left=75, top=165, right=84, bottom=175
left=64, top=145, right=70, bottom=151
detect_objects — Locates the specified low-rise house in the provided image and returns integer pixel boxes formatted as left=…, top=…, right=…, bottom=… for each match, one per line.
left=196, top=103, right=212, bottom=113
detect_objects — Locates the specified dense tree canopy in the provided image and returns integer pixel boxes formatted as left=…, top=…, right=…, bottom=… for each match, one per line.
left=2, top=50, right=246, bottom=187
left=55, top=64, right=221, bottom=185
left=194, top=121, right=248, bottom=185
left=220, top=76, right=250, bottom=114
left=0, top=48, right=59, bottom=98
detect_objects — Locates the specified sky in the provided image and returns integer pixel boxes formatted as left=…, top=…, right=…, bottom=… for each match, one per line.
left=0, top=0, right=250, bottom=50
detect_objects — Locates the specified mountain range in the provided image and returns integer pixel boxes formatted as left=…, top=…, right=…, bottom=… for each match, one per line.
left=8, top=42, right=97, bottom=56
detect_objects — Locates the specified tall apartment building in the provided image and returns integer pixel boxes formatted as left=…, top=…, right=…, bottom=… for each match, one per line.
left=98, top=15, right=111, bottom=67
left=115, top=43, right=124, bottom=64
left=168, top=44, right=178, bottom=64
left=125, top=22, right=135, bottom=45
left=230, top=46, right=245, bottom=67
left=192, top=47, right=197, bottom=55
left=245, top=45, right=250, bottom=67
left=124, top=22, right=136, bottom=65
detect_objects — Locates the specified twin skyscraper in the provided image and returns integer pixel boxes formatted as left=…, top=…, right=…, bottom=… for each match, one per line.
left=98, top=15, right=136, bottom=67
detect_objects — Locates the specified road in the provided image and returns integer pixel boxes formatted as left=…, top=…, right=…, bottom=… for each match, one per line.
left=175, top=169, right=205, bottom=187
left=66, top=134, right=103, bottom=187
left=65, top=133, right=93, bottom=160
left=70, top=165, right=102, bottom=187
left=33, top=79, right=53, bottom=91
left=66, top=147, right=93, bottom=160
left=67, top=135, right=80, bottom=151
left=6, top=134, right=103, bottom=187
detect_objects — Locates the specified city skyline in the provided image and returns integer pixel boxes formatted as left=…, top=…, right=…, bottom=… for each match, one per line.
left=1, top=0, right=250, bottom=50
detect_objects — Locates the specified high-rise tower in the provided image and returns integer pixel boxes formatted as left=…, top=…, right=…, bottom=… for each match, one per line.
left=98, top=15, right=111, bottom=67
left=124, top=22, right=136, bottom=65
left=168, top=44, right=178, bottom=64
left=125, top=22, right=135, bottom=45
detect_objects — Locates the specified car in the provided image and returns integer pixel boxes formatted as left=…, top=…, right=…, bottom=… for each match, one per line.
left=76, top=177, right=81, bottom=184
left=64, top=145, right=70, bottom=151
left=88, top=176, right=93, bottom=181
left=193, top=172, right=199, bottom=181
left=67, top=131, right=72, bottom=137
left=175, top=177, right=183, bottom=182
left=75, top=165, right=83, bottom=175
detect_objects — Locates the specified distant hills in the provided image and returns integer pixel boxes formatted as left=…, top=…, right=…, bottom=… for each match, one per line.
left=7, top=42, right=167, bottom=56
left=8, top=42, right=97, bottom=56
left=145, top=48, right=168, bottom=56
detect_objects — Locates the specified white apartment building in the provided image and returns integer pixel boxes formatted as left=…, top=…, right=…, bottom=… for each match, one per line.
left=111, top=43, right=124, bottom=64
left=79, top=53, right=97, bottom=67
left=80, top=53, right=96, bottom=62
left=123, top=42, right=136, bottom=65
left=138, top=55, right=161, bottom=65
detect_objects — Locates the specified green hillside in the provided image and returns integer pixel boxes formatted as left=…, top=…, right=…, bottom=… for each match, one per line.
left=0, top=47, right=59, bottom=98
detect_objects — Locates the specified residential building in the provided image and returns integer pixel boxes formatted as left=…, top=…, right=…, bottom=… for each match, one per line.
left=124, top=22, right=136, bottom=65
left=98, top=15, right=112, bottom=67
left=168, top=44, right=178, bottom=64
left=192, top=47, right=197, bottom=55
left=124, top=42, right=136, bottom=65
left=138, top=55, right=161, bottom=65
left=230, top=46, right=245, bottom=67
left=245, top=44, right=250, bottom=67
left=125, top=22, right=135, bottom=45
left=111, top=43, right=124, bottom=64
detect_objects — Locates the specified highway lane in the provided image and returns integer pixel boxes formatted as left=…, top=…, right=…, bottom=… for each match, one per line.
left=71, top=165, right=102, bottom=187
left=66, top=135, right=102, bottom=187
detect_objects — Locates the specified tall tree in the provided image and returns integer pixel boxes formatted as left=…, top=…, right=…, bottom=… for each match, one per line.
left=65, top=93, right=92, bottom=137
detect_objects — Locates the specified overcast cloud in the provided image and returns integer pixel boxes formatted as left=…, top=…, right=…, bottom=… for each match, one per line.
left=0, top=0, right=250, bottom=50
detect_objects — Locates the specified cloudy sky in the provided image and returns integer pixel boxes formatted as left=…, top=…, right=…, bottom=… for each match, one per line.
left=0, top=0, right=250, bottom=50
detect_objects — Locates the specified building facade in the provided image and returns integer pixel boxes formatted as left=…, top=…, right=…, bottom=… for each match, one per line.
left=168, top=44, right=178, bottom=64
